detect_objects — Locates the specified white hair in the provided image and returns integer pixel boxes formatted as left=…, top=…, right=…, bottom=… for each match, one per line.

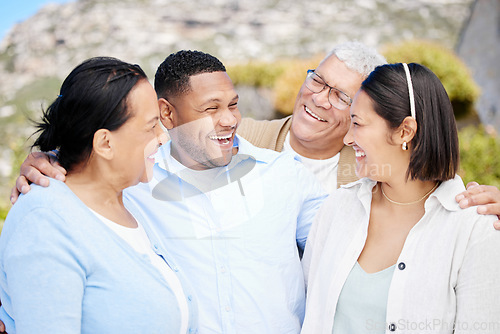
left=325, top=41, right=387, bottom=78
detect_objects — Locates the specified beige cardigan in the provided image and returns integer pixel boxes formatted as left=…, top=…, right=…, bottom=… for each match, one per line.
left=237, top=116, right=358, bottom=188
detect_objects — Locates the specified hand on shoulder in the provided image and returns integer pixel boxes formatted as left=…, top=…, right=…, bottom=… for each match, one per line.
left=455, top=182, right=500, bottom=230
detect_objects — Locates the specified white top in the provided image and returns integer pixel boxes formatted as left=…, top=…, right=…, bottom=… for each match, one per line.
left=91, top=210, right=189, bottom=334
left=283, top=132, right=340, bottom=193
left=302, top=175, right=500, bottom=334
left=332, top=262, right=395, bottom=334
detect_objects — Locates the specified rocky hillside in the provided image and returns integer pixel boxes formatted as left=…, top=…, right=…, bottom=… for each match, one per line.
left=0, top=0, right=473, bottom=199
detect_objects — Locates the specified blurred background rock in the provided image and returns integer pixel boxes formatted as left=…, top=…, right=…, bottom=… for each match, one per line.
left=1, top=0, right=499, bottom=227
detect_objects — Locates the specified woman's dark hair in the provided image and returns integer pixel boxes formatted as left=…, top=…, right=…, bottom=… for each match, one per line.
left=361, top=63, right=459, bottom=181
left=33, top=56, right=147, bottom=171
left=154, top=50, right=226, bottom=100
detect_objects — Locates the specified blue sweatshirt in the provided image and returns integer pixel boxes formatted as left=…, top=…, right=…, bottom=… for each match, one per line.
left=0, top=179, right=198, bottom=334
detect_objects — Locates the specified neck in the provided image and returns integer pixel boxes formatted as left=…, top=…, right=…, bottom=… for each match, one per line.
left=289, top=132, right=345, bottom=159
left=65, top=166, right=125, bottom=211
left=378, top=179, right=439, bottom=207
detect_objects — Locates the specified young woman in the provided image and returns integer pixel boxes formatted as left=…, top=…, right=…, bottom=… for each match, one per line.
left=0, top=57, right=197, bottom=333
left=302, top=63, right=500, bottom=333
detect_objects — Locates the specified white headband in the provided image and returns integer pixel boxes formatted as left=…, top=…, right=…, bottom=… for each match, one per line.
left=402, top=63, right=416, bottom=119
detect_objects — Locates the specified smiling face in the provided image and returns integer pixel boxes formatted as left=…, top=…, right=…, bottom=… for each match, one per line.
left=111, top=79, right=162, bottom=184
left=289, top=55, right=364, bottom=158
left=161, top=71, right=241, bottom=170
left=343, top=90, right=405, bottom=181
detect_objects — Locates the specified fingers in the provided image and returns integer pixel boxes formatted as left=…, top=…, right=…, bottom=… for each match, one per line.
left=465, top=181, right=479, bottom=190
left=455, top=184, right=500, bottom=226
left=0, top=319, right=5, bottom=333
left=456, top=185, right=500, bottom=208
left=10, top=152, right=67, bottom=204
left=48, top=154, right=67, bottom=177
left=494, top=221, right=500, bottom=231
left=10, top=175, right=29, bottom=204
left=19, top=152, right=66, bottom=185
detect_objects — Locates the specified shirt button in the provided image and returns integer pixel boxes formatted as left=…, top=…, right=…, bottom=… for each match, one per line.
left=220, top=266, right=226, bottom=273
left=398, top=262, right=406, bottom=270
left=389, top=323, right=396, bottom=331
left=187, top=295, right=192, bottom=301
left=225, top=306, right=230, bottom=312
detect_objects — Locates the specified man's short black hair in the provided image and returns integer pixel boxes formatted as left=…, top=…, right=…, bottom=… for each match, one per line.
left=154, top=50, right=226, bottom=100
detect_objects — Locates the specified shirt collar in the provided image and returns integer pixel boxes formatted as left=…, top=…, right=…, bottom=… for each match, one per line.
left=150, top=135, right=267, bottom=201
left=341, top=175, right=465, bottom=212
left=426, top=175, right=464, bottom=212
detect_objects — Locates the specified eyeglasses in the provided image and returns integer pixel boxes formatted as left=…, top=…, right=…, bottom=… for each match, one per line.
left=305, top=69, right=352, bottom=110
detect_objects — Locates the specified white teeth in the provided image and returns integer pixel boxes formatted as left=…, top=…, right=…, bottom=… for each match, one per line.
left=209, top=133, right=232, bottom=140
left=305, top=106, right=327, bottom=122
left=355, top=151, right=366, bottom=157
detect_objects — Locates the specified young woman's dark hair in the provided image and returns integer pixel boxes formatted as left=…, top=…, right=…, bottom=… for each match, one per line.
left=33, top=57, right=147, bottom=171
left=154, top=50, right=226, bottom=100
left=361, top=63, right=459, bottom=181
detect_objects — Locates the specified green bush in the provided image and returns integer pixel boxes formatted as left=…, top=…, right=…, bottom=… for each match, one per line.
left=459, top=125, right=500, bottom=188
left=227, top=61, right=286, bottom=88
left=227, top=56, right=324, bottom=116
left=382, top=40, right=480, bottom=119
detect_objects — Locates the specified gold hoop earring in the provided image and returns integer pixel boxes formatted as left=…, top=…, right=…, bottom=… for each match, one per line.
left=402, top=142, right=408, bottom=151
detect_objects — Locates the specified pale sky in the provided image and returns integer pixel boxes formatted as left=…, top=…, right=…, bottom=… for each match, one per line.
left=0, top=0, right=74, bottom=41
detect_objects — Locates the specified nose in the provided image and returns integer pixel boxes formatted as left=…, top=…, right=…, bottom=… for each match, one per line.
left=219, top=107, right=239, bottom=128
left=155, top=125, right=168, bottom=146
left=311, top=88, right=332, bottom=109
left=343, top=122, right=355, bottom=146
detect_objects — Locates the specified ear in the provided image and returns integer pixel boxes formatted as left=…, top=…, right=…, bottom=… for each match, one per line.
left=394, top=116, right=418, bottom=145
left=92, top=129, right=114, bottom=160
left=158, top=98, right=175, bottom=130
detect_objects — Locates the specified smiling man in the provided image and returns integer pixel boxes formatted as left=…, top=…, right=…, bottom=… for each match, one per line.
left=124, top=50, right=326, bottom=333
left=2, top=50, right=326, bottom=334
left=237, top=42, right=500, bottom=225
left=237, top=42, right=385, bottom=193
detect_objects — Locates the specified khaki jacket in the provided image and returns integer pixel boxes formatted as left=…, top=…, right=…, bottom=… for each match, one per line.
left=237, top=116, right=358, bottom=188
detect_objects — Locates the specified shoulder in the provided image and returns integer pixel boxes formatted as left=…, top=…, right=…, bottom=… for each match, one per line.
left=236, top=135, right=283, bottom=162
left=238, top=116, right=291, bottom=132
left=330, top=178, right=370, bottom=203
left=237, top=116, right=292, bottom=151
left=9, top=179, right=78, bottom=217
left=2, top=179, right=92, bottom=243
left=315, top=178, right=372, bottom=224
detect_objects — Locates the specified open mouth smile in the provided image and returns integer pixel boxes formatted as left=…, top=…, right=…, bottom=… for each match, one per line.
left=209, top=132, right=233, bottom=145
left=305, top=106, right=327, bottom=122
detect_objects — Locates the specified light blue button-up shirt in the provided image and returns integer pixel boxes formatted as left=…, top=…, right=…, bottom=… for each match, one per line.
left=124, top=135, right=327, bottom=334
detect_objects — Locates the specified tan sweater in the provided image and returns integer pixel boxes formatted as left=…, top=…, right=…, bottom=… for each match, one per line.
left=237, top=116, right=359, bottom=188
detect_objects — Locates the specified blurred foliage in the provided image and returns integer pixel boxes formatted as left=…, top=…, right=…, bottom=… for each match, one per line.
left=458, top=125, right=500, bottom=188
left=272, top=55, right=324, bottom=115
left=227, top=61, right=287, bottom=88
left=382, top=40, right=481, bottom=119
left=0, top=77, right=59, bottom=234
left=227, top=56, right=323, bottom=115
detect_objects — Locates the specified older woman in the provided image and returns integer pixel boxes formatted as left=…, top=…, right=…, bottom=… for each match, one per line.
left=0, top=57, right=197, bottom=333
left=302, top=63, right=500, bottom=333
